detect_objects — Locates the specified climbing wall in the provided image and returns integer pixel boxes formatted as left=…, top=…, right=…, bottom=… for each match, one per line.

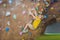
left=0, top=0, right=51, bottom=40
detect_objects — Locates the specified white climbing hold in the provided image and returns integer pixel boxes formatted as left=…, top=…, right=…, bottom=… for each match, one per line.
left=7, top=21, right=10, bottom=26
left=15, top=0, right=21, bottom=6
left=6, top=11, right=11, bottom=16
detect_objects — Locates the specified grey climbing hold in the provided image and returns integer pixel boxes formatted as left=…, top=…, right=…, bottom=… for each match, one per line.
left=28, top=32, right=32, bottom=36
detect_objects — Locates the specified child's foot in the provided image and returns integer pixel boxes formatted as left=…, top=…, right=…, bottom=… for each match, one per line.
left=22, top=29, right=28, bottom=33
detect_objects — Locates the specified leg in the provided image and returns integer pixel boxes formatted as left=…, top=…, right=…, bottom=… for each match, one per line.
left=24, top=20, right=34, bottom=30
left=22, top=20, right=32, bottom=33
left=22, top=23, right=29, bottom=33
left=22, top=20, right=34, bottom=33
left=24, top=23, right=29, bottom=30
left=23, top=23, right=35, bottom=31
left=28, top=24, right=35, bottom=30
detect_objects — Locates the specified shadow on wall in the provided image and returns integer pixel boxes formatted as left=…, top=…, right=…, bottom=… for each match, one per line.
left=45, top=22, right=60, bottom=33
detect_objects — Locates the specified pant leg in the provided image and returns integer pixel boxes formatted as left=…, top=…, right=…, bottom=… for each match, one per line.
left=28, top=24, right=35, bottom=30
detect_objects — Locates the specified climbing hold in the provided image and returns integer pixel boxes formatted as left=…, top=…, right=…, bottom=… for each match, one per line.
left=8, top=0, right=13, bottom=4
left=45, top=2, right=49, bottom=5
left=13, top=14, right=17, bottom=20
left=22, top=10, right=26, bottom=14
left=6, top=11, right=11, bottom=16
left=28, top=32, right=32, bottom=36
left=5, top=27, right=10, bottom=32
left=44, top=14, right=48, bottom=18
left=41, top=8, right=44, bottom=12
left=46, top=4, right=49, bottom=7
left=38, top=11, right=42, bottom=14
left=45, top=8, right=48, bottom=12
left=19, top=32, right=23, bottom=35
left=31, top=7, right=35, bottom=11
left=50, top=7, right=54, bottom=10
left=7, top=21, right=10, bottom=26
left=53, top=15, right=56, bottom=17
left=0, top=0, right=2, bottom=4
left=22, top=4, right=26, bottom=8
left=37, top=0, right=40, bottom=2
left=35, top=7, right=38, bottom=11
left=3, top=3, right=7, bottom=8
left=44, top=0, right=46, bottom=2
left=22, top=38, right=24, bottom=40
left=36, top=3, right=40, bottom=6
left=15, top=0, right=22, bottom=6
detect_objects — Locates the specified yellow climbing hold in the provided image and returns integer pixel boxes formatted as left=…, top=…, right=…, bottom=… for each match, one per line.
left=50, top=7, right=54, bottom=10
left=37, top=3, right=40, bottom=6
left=32, top=16, right=41, bottom=29
left=38, top=11, right=42, bottom=14
left=22, top=39, right=24, bottom=40
left=3, top=3, right=7, bottom=8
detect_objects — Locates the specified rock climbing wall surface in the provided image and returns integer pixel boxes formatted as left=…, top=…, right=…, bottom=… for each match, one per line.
left=0, top=0, right=52, bottom=40
left=1, top=0, right=60, bottom=40
left=48, top=2, right=60, bottom=15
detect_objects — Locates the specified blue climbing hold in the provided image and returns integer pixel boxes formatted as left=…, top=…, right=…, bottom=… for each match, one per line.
left=5, top=27, right=10, bottom=32
left=8, top=0, right=13, bottom=4
left=0, top=0, right=2, bottom=4
left=44, top=14, right=48, bottom=18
